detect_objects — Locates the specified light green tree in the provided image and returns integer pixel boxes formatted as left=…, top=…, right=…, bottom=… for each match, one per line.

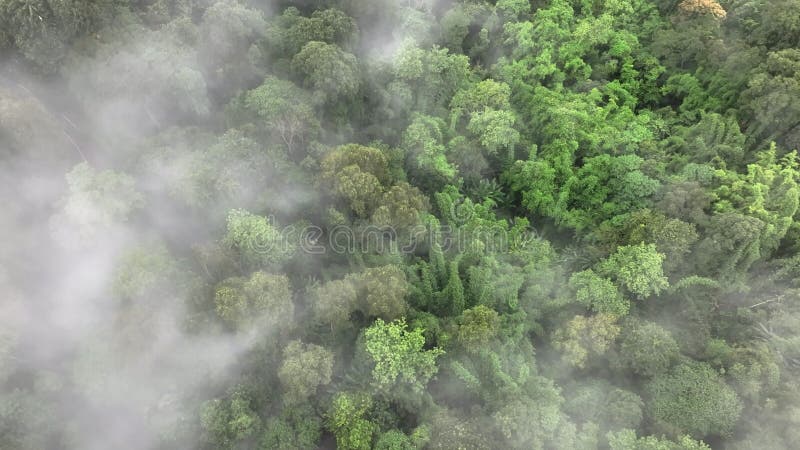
left=607, top=429, right=711, bottom=450
left=491, top=377, right=567, bottom=449
left=292, top=41, right=360, bottom=102
left=223, top=209, right=294, bottom=269
left=441, top=259, right=466, bottom=316
left=320, top=144, right=391, bottom=216
left=326, top=392, right=377, bottom=450
left=50, top=163, right=144, bottom=247
left=310, top=278, right=358, bottom=332
left=214, top=271, right=293, bottom=331
left=198, top=0, right=266, bottom=97
left=402, top=114, right=457, bottom=181
left=599, top=243, right=668, bottom=299
left=241, top=76, right=319, bottom=154
left=364, top=318, right=444, bottom=391
left=278, top=340, right=334, bottom=405
left=260, top=404, right=323, bottom=450
left=569, top=269, right=629, bottom=317
left=645, top=362, right=742, bottom=438
left=456, top=305, right=500, bottom=351
left=353, top=265, right=409, bottom=321
left=201, top=385, right=261, bottom=449
left=713, top=146, right=799, bottom=257
left=553, top=314, right=621, bottom=368
left=450, top=79, right=520, bottom=154
left=393, top=41, right=471, bottom=113
left=618, top=320, right=680, bottom=377
left=371, top=182, right=429, bottom=231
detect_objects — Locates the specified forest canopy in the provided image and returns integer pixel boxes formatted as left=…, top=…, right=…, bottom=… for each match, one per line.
left=2, top=0, right=800, bottom=449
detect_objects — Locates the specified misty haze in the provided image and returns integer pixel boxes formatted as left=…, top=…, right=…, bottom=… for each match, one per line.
left=2, top=0, right=800, bottom=449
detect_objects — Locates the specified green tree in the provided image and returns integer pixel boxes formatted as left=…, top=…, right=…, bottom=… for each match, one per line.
left=725, top=344, right=780, bottom=405
left=264, top=7, right=358, bottom=57
left=50, top=163, right=144, bottom=247
left=590, top=209, right=699, bottom=275
left=402, top=114, right=457, bottom=182
left=278, top=340, right=334, bottom=405
left=441, top=259, right=466, bottom=316
left=223, top=209, right=294, bottom=269
left=66, top=20, right=211, bottom=125
left=568, top=155, right=661, bottom=230
left=495, top=0, right=531, bottom=21
left=143, top=128, right=280, bottom=211
left=661, top=112, right=746, bottom=167
left=618, top=319, right=680, bottom=377
left=364, top=318, right=444, bottom=392
left=657, top=180, right=713, bottom=226
left=440, top=3, right=488, bottom=55
left=740, top=49, right=800, bottom=151
left=198, top=0, right=266, bottom=98
left=645, top=362, right=742, bottom=438
left=694, top=212, right=764, bottom=283
left=607, top=429, right=711, bottom=450
left=214, top=271, right=293, bottom=331
left=292, top=41, right=360, bottom=103
left=320, top=144, right=391, bottom=216
left=374, top=428, right=422, bottom=450
left=553, top=314, right=621, bottom=368
left=0, top=0, right=112, bottom=72
left=451, top=80, right=512, bottom=124
left=456, top=305, right=500, bottom=351
left=504, top=156, right=565, bottom=223
left=353, top=265, right=410, bottom=321
left=713, top=146, right=800, bottom=257
left=310, top=278, right=358, bottom=332
left=326, top=392, right=377, bottom=450
left=564, top=380, right=644, bottom=432
left=569, top=269, right=629, bottom=317
left=109, top=243, right=200, bottom=350
left=450, top=79, right=520, bottom=155
left=320, top=144, right=391, bottom=185
left=0, top=86, right=72, bottom=163
left=260, top=404, right=323, bottom=450
left=466, top=108, right=520, bottom=155
left=392, top=41, right=471, bottom=113
left=239, top=76, right=319, bottom=155
left=331, top=165, right=384, bottom=217
left=506, top=153, right=660, bottom=231
left=599, top=243, right=668, bottom=299
left=201, top=385, right=261, bottom=449
left=426, top=408, right=492, bottom=449
left=0, top=383, right=58, bottom=450
left=371, top=182, right=429, bottom=231
left=491, top=377, right=567, bottom=449
left=112, top=243, right=185, bottom=302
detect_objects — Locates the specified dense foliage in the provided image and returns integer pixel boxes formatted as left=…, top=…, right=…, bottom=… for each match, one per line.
left=2, top=0, right=800, bottom=448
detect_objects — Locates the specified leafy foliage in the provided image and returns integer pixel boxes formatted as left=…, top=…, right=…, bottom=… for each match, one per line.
left=5, top=0, right=800, bottom=448
left=645, top=362, right=743, bottom=438
left=364, top=318, right=444, bottom=392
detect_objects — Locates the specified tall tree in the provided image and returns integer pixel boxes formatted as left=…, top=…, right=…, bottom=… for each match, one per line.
left=214, top=271, right=293, bottom=331
left=364, top=318, right=444, bottom=392
left=223, top=209, right=295, bottom=270
left=599, top=243, right=669, bottom=299
left=292, top=41, right=360, bottom=104
left=50, top=163, right=143, bottom=247
left=645, top=362, right=742, bottom=438
left=278, top=340, right=334, bottom=405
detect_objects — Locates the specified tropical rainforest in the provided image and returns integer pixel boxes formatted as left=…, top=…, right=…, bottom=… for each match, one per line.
left=2, top=0, right=800, bottom=449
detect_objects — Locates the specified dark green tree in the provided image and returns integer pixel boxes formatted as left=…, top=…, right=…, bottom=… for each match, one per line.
left=645, top=362, right=743, bottom=438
